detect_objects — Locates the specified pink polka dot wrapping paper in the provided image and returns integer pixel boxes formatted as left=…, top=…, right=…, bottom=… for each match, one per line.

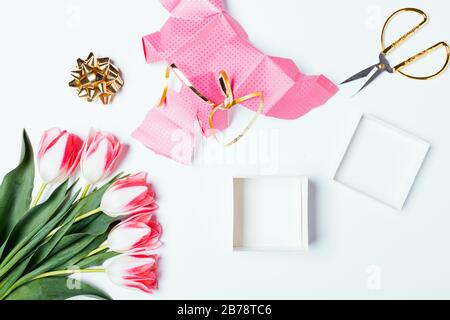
left=133, top=0, right=338, bottom=164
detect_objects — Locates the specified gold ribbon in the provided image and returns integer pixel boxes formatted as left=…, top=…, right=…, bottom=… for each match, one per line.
left=158, top=65, right=264, bottom=147
left=69, top=52, right=124, bottom=105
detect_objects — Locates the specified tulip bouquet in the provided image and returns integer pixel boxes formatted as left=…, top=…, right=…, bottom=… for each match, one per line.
left=0, top=129, right=162, bottom=300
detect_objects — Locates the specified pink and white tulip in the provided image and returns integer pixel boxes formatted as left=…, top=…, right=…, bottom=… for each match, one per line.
left=107, top=254, right=158, bottom=293
left=37, top=128, right=83, bottom=183
left=100, top=172, right=156, bottom=218
left=107, top=213, right=162, bottom=253
left=80, top=129, right=123, bottom=184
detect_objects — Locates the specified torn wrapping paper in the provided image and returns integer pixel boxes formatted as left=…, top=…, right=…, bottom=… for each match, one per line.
left=133, top=0, right=338, bottom=164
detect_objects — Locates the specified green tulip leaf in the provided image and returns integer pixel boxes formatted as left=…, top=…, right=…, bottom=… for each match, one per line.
left=21, top=235, right=98, bottom=281
left=0, top=188, right=78, bottom=281
left=0, top=130, right=35, bottom=255
left=77, top=251, right=119, bottom=269
left=70, top=214, right=115, bottom=236
left=60, top=234, right=108, bottom=269
left=0, top=181, right=70, bottom=263
left=27, top=189, right=82, bottom=269
left=51, top=234, right=85, bottom=253
left=4, top=277, right=111, bottom=300
left=0, top=235, right=98, bottom=298
left=0, top=256, right=32, bottom=298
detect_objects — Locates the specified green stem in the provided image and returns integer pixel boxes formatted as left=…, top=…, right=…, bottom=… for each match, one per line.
left=33, top=268, right=106, bottom=280
left=86, top=243, right=109, bottom=258
left=74, top=207, right=102, bottom=222
left=80, top=183, right=92, bottom=199
left=31, top=183, right=47, bottom=207
left=46, top=207, right=102, bottom=238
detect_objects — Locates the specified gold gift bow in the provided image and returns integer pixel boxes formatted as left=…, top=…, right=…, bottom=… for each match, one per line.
left=69, top=52, right=124, bottom=105
left=158, top=65, right=264, bottom=147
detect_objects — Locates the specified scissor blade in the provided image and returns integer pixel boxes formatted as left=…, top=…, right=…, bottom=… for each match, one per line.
left=341, top=64, right=378, bottom=84
left=356, top=68, right=385, bottom=94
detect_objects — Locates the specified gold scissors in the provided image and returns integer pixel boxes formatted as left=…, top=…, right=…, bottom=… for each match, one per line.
left=342, top=8, right=450, bottom=93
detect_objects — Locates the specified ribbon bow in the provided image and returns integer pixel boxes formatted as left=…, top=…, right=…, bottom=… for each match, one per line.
left=159, top=65, right=264, bottom=146
left=69, top=52, right=124, bottom=105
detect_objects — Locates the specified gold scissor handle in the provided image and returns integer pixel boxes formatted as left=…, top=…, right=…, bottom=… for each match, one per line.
left=381, top=8, right=428, bottom=55
left=381, top=7, right=450, bottom=80
left=394, top=42, right=450, bottom=80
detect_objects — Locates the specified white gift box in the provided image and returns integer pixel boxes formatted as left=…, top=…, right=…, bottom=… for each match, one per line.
left=232, top=176, right=308, bottom=252
left=334, top=114, right=430, bottom=210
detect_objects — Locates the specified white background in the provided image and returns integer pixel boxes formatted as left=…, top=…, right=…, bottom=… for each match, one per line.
left=0, top=0, right=450, bottom=299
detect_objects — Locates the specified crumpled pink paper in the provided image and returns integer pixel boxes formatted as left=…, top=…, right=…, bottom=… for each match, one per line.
left=133, top=0, right=338, bottom=164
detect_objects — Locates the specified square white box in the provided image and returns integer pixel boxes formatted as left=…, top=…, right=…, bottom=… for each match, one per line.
left=232, top=176, right=308, bottom=252
left=334, top=114, right=430, bottom=210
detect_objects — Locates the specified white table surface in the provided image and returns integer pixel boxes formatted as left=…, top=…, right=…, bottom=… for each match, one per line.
left=1, top=0, right=449, bottom=300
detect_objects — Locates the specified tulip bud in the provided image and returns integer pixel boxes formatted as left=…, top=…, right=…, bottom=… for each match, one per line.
left=80, top=129, right=123, bottom=184
left=37, top=128, right=83, bottom=183
left=100, top=172, right=156, bottom=218
left=107, top=213, right=162, bottom=253
left=106, top=254, right=158, bottom=293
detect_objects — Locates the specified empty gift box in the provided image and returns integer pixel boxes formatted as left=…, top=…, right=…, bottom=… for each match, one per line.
left=232, top=176, right=308, bottom=252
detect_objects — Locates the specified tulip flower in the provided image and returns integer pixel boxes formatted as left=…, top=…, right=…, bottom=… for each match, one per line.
left=80, top=129, right=123, bottom=196
left=100, top=172, right=156, bottom=218
left=106, top=254, right=158, bottom=293
left=34, top=128, right=83, bottom=206
left=107, top=213, right=162, bottom=253
left=47, top=173, right=157, bottom=237
left=30, top=254, right=159, bottom=295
